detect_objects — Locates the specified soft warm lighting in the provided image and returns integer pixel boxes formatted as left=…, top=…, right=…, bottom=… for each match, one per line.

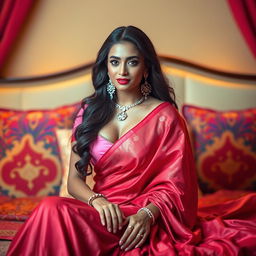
left=162, top=66, right=255, bottom=89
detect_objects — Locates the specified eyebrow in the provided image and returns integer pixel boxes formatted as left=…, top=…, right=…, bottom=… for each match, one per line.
left=109, top=56, right=140, bottom=60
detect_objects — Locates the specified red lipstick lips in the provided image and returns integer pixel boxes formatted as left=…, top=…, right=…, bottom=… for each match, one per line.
left=117, top=78, right=130, bottom=85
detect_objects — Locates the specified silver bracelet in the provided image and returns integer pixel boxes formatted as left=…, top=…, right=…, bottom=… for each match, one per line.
left=137, top=207, right=155, bottom=225
left=87, top=193, right=106, bottom=207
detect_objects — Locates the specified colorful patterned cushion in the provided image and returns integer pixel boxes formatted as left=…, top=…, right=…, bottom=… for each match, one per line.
left=0, top=102, right=80, bottom=198
left=53, top=103, right=81, bottom=129
left=182, top=105, right=256, bottom=193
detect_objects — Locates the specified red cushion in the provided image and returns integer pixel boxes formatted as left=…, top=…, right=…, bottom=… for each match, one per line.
left=182, top=105, right=256, bottom=193
left=0, top=102, right=80, bottom=197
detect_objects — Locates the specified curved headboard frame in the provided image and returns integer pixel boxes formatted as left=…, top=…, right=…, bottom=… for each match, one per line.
left=0, top=56, right=255, bottom=85
left=0, top=56, right=255, bottom=111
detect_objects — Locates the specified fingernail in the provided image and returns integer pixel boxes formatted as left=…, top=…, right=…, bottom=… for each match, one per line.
left=125, top=248, right=129, bottom=251
left=108, top=228, right=111, bottom=232
left=120, top=246, right=123, bottom=250
left=119, top=240, right=123, bottom=245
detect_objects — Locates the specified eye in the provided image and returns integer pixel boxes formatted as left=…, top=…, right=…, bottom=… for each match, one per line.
left=110, top=60, right=119, bottom=66
left=128, top=60, right=139, bottom=66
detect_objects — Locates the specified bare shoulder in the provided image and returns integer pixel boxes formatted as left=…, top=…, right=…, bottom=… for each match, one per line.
left=145, top=97, right=180, bottom=119
left=143, top=97, right=164, bottom=110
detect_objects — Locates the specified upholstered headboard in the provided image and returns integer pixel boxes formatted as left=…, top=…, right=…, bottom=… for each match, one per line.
left=0, top=61, right=255, bottom=111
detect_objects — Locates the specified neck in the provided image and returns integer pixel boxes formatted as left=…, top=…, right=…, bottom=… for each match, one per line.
left=116, top=90, right=143, bottom=106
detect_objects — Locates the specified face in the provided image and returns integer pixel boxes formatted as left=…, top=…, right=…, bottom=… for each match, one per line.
left=107, top=41, right=146, bottom=93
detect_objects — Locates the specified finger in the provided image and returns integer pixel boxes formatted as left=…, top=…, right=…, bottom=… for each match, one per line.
left=126, top=232, right=145, bottom=251
left=103, top=207, right=112, bottom=232
left=109, top=205, right=118, bottom=233
left=119, top=224, right=134, bottom=246
left=135, top=232, right=148, bottom=249
left=114, top=205, right=123, bottom=230
left=98, top=209, right=106, bottom=226
left=121, top=226, right=141, bottom=250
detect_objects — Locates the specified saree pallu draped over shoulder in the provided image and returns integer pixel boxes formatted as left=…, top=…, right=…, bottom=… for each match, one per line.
left=7, top=103, right=256, bottom=256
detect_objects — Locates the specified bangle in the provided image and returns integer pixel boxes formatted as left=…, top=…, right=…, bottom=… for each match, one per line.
left=88, top=193, right=106, bottom=207
left=137, top=207, right=155, bottom=225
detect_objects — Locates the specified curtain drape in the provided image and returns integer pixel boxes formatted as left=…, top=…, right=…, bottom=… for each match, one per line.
left=0, top=0, right=34, bottom=70
left=227, top=0, right=256, bottom=58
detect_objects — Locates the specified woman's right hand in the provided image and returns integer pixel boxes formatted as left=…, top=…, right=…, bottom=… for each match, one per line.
left=92, top=197, right=126, bottom=233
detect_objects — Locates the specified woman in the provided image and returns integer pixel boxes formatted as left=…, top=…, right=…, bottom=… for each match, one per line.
left=7, top=26, right=256, bottom=256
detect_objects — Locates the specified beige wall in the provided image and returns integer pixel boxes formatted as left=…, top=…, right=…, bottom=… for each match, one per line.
left=2, top=0, right=256, bottom=78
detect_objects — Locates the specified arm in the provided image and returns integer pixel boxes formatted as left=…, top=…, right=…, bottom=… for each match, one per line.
left=67, top=141, right=125, bottom=233
left=67, top=107, right=106, bottom=208
left=67, top=142, right=95, bottom=202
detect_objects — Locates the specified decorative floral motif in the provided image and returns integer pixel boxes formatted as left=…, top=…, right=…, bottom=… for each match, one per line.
left=0, top=134, right=60, bottom=197
left=0, top=102, right=80, bottom=197
left=53, top=102, right=80, bottom=129
left=183, top=105, right=256, bottom=193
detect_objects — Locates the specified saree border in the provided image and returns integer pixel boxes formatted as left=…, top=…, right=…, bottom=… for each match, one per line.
left=94, top=101, right=171, bottom=169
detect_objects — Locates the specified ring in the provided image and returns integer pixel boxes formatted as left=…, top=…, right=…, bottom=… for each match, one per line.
left=128, top=225, right=134, bottom=229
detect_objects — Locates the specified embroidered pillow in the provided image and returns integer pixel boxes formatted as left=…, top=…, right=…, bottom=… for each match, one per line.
left=53, top=102, right=80, bottom=129
left=0, top=102, right=80, bottom=197
left=182, top=105, right=256, bottom=193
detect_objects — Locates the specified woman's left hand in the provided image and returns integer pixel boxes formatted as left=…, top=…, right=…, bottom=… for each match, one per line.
left=119, top=210, right=152, bottom=251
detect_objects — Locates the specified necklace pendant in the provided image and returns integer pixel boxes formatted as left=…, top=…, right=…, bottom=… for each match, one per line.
left=117, top=111, right=128, bottom=121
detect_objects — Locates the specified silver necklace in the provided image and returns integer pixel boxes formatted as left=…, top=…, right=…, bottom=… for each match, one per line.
left=115, top=96, right=145, bottom=121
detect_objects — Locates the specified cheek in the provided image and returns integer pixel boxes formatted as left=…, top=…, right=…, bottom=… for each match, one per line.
left=132, top=69, right=144, bottom=81
left=107, top=64, right=116, bottom=78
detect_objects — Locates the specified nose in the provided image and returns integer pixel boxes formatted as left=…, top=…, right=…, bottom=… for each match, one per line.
left=119, top=62, right=128, bottom=76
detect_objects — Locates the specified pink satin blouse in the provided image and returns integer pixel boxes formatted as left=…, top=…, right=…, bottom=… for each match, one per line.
left=72, top=108, right=113, bottom=165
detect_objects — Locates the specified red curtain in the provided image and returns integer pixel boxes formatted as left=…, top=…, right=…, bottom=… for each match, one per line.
left=227, top=0, right=256, bottom=58
left=0, top=0, right=34, bottom=70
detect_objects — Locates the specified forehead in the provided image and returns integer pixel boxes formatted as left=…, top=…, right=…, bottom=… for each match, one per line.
left=108, top=41, right=140, bottom=58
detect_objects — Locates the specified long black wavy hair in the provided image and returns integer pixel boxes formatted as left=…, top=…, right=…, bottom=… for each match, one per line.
left=73, top=25, right=177, bottom=177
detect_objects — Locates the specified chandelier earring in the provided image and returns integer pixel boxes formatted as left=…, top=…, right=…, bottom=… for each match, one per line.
left=141, top=76, right=152, bottom=99
left=106, top=79, right=116, bottom=100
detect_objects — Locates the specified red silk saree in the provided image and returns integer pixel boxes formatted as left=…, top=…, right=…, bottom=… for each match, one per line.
left=7, top=102, right=256, bottom=255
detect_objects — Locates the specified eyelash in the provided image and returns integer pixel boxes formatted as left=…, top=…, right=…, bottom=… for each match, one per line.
left=110, top=60, right=139, bottom=66
left=129, top=60, right=139, bottom=66
left=110, top=60, right=119, bottom=66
